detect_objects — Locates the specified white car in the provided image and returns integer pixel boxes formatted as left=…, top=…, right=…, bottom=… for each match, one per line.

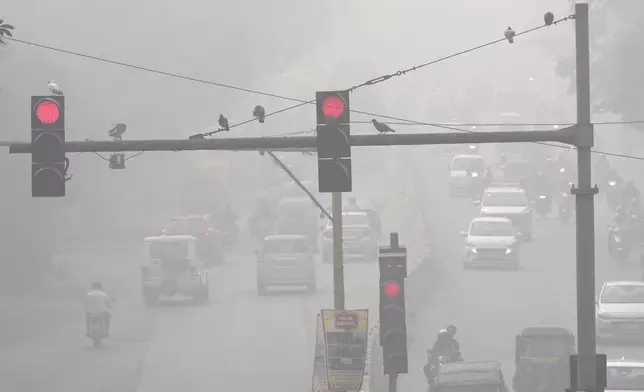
left=448, top=154, right=487, bottom=196
left=459, top=216, right=519, bottom=269
left=597, top=281, right=644, bottom=342
left=606, top=358, right=644, bottom=392
left=321, top=211, right=378, bottom=263
left=476, top=185, right=533, bottom=240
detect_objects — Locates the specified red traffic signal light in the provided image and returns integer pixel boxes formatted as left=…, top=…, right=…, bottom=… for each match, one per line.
left=35, top=99, right=61, bottom=124
left=321, top=95, right=345, bottom=119
left=383, top=282, right=401, bottom=297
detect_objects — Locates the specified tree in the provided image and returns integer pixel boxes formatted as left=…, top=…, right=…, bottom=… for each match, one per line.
left=556, top=0, right=644, bottom=128
left=0, top=19, right=15, bottom=45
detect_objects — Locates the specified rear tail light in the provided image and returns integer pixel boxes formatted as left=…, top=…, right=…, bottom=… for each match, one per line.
left=204, top=231, right=209, bottom=236
left=189, top=266, right=198, bottom=276
left=161, top=230, right=168, bottom=236
left=141, top=267, right=149, bottom=278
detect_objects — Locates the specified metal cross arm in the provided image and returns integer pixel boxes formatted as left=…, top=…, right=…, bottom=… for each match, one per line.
left=8, top=127, right=577, bottom=154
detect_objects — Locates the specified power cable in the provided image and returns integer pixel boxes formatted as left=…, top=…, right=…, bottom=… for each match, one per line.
left=348, top=13, right=576, bottom=91
left=349, top=120, right=644, bottom=127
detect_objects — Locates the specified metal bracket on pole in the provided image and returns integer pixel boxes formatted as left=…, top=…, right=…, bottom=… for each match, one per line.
left=571, top=185, right=599, bottom=196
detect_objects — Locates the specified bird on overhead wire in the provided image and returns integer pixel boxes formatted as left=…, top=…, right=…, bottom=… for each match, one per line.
left=544, top=12, right=554, bottom=26
left=371, top=119, right=396, bottom=135
left=48, top=80, right=63, bottom=95
left=253, top=105, right=266, bottom=123
left=504, top=27, right=516, bottom=43
left=218, top=114, right=230, bottom=131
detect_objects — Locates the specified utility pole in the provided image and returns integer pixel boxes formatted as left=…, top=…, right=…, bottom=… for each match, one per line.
left=332, top=192, right=345, bottom=309
left=571, top=3, right=600, bottom=392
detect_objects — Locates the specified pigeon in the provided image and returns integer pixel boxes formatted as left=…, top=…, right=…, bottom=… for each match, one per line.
left=253, top=105, right=266, bottom=123
left=218, top=114, right=230, bottom=131
left=544, top=12, right=554, bottom=26
left=108, top=123, right=127, bottom=139
left=504, top=27, right=516, bottom=43
left=48, top=80, right=63, bottom=95
left=371, top=119, right=396, bottom=134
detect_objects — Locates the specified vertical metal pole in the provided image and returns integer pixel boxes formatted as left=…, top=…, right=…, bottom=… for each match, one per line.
left=573, top=3, right=597, bottom=391
left=332, top=192, right=345, bottom=310
left=388, top=374, right=397, bottom=392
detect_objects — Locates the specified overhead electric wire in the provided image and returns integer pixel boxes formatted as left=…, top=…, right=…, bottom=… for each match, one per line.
left=4, top=14, right=574, bottom=133
left=349, top=120, right=644, bottom=127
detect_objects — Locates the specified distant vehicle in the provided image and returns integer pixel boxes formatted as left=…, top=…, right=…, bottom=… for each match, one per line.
left=513, top=326, right=575, bottom=392
left=596, top=281, right=644, bottom=343
left=142, top=235, right=209, bottom=306
left=256, top=234, right=317, bottom=295
left=161, top=215, right=224, bottom=264
left=321, top=211, right=378, bottom=263
left=459, top=216, right=519, bottom=269
left=475, top=185, right=533, bottom=240
left=435, top=361, right=507, bottom=392
left=448, top=154, right=488, bottom=197
left=277, top=198, right=320, bottom=251
left=606, top=358, right=644, bottom=392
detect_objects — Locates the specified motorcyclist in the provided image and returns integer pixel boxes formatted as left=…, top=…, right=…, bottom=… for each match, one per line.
left=498, top=153, right=508, bottom=168
left=430, top=327, right=460, bottom=362
left=534, top=171, right=551, bottom=195
left=219, top=204, right=238, bottom=231
left=345, top=197, right=362, bottom=212
left=621, top=180, right=641, bottom=209
left=595, top=154, right=611, bottom=180
left=85, top=282, right=112, bottom=336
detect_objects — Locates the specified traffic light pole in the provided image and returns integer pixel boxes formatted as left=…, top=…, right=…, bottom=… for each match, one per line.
left=572, top=4, right=600, bottom=392
left=388, top=374, right=397, bottom=392
left=332, top=192, right=345, bottom=310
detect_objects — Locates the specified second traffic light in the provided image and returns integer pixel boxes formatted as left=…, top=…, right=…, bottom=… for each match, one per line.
left=31, top=95, right=66, bottom=197
left=379, top=233, right=408, bottom=375
left=316, top=90, right=352, bottom=193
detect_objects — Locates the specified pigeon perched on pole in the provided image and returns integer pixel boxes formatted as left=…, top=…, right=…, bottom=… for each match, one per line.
left=48, top=81, right=63, bottom=95
left=108, top=123, right=127, bottom=140
left=219, top=114, right=230, bottom=131
left=544, top=12, right=554, bottom=26
left=253, top=105, right=266, bottom=123
left=371, top=119, right=396, bottom=135
left=504, top=27, right=516, bottom=43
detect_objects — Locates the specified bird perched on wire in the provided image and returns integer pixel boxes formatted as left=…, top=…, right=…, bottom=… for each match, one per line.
left=219, top=114, right=230, bottom=131
left=48, top=80, right=63, bottom=95
left=371, top=119, right=396, bottom=135
left=504, top=27, right=516, bottom=43
left=253, top=105, right=266, bottom=123
left=108, top=123, right=127, bottom=140
left=544, top=12, right=554, bottom=26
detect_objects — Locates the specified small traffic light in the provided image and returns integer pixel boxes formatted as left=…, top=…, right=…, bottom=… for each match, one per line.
left=378, top=233, right=408, bottom=375
left=31, top=95, right=66, bottom=197
left=316, top=90, right=352, bottom=193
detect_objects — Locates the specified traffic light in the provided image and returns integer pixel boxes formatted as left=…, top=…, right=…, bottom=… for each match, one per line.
left=316, top=90, right=352, bottom=193
left=379, top=236, right=408, bottom=375
left=31, top=95, right=66, bottom=197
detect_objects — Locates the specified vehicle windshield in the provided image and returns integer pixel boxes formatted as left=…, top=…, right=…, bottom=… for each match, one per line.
left=452, top=157, right=486, bottom=172
left=470, top=221, right=514, bottom=237
left=522, top=337, right=570, bottom=357
left=602, top=285, right=644, bottom=304
left=263, top=238, right=309, bottom=254
left=607, top=366, right=644, bottom=390
left=442, top=385, right=499, bottom=392
left=483, top=191, right=528, bottom=207
left=343, top=213, right=370, bottom=226
left=150, top=241, right=191, bottom=260
left=164, top=218, right=209, bottom=234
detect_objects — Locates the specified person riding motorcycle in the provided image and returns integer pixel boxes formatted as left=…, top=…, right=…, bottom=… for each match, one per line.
left=621, top=180, right=642, bottom=209
left=345, top=197, right=362, bottom=212
left=595, top=154, right=611, bottom=180
left=85, top=282, right=112, bottom=336
left=430, top=327, right=461, bottom=361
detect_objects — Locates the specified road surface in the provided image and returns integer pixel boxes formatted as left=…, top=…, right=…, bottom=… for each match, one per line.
left=400, top=146, right=644, bottom=392
left=0, top=153, right=426, bottom=392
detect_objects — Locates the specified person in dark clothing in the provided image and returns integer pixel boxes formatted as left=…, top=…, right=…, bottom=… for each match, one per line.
left=430, top=327, right=460, bottom=361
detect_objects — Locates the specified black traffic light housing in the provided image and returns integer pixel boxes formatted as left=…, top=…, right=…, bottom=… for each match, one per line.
left=379, top=233, right=408, bottom=375
left=316, top=90, right=352, bottom=193
left=31, top=95, right=66, bottom=197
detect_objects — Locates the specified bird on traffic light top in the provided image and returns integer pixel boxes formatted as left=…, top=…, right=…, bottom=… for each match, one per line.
left=47, top=81, right=63, bottom=95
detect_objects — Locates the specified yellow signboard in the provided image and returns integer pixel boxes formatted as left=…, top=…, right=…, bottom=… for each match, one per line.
left=313, top=314, right=330, bottom=392
left=321, top=309, right=369, bottom=392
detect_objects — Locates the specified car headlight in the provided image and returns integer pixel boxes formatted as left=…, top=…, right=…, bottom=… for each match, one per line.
left=560, top=168, right=566, bottom=173
left=609, top=181, right=616, bottom=186
left=469, top=145, right=476, bottom=149
left=471, top=172, right=479, bottom=178
left=613, top=236, right=622, bottom=243
left=505, top=248, right=512, bottom=254
left=470, top=248, right=478, bottom=253
left=539, top=195, right=547, bottom=199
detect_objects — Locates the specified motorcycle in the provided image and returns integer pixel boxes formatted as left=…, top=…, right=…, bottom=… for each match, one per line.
left=606, top=180, right=621, bottom=212
left=424, top=350, right=462, bottom=392
left=535, top=194, right=552, bottom=217
left=218, top=224, right=239, bottom=250
left=608, top=225, right=631, bottom=263
left=86, top=314, right=108, bottom=348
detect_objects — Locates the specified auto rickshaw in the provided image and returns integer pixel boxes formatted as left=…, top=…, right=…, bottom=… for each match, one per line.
left=513, top=326, right=576, bottom=392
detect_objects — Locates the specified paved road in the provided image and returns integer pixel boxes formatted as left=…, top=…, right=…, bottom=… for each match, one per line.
left=400, top=146, right=644, bottom=392
left=0, top=153, right=425, bottom=392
